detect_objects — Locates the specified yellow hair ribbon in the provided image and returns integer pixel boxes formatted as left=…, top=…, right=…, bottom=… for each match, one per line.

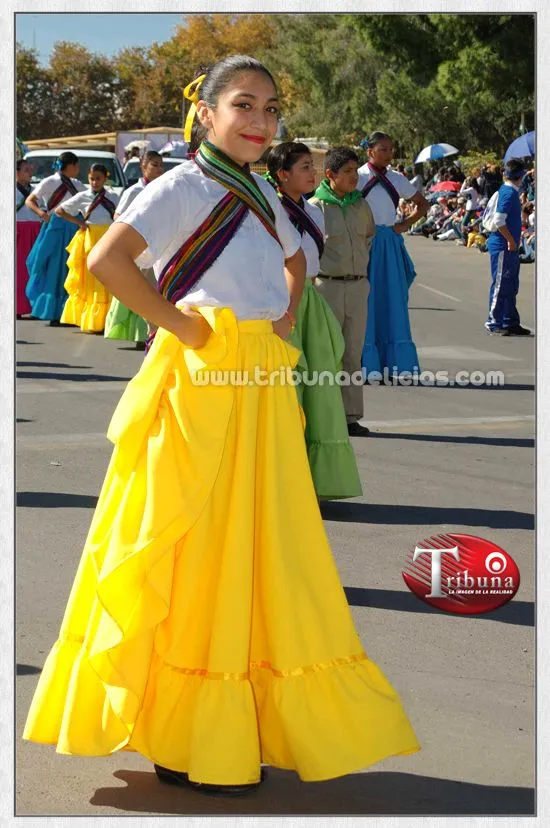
left=183, top=74, right=206, bottom=142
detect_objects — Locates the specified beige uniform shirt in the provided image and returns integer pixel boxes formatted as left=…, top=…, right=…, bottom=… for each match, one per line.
left=308, top=196, right=375, bottom=277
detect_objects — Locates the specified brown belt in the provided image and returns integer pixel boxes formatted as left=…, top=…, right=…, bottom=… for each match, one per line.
left=317, top=274, right=363, bottom=281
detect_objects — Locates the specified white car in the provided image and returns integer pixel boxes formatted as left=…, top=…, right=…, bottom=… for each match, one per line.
left=122, top=156, right=185, bottom=188
left=23, top=148, right=127, bottom=196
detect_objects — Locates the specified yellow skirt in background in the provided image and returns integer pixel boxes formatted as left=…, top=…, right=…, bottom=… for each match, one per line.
left=60, top=224, right=112, bottom=332
left=23, top=307, right=419, bottom=784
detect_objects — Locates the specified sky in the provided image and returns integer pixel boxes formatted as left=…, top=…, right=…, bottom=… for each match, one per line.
left=16, top=13, right=186, bottom=65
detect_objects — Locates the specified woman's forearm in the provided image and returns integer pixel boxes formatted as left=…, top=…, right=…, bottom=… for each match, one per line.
left=283, top=247, right=306, bottom=318
left=56, top=208, right=85, bottom=228
left=88, top=245, right=189, bottom=335
left=87, top=225, right=211, bottom=345
left=26, top=196, right=47, bottom=221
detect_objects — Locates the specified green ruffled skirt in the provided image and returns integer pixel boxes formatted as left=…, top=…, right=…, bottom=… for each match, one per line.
left=104, top=297, right=149, bottom=343
left=289, top=279, right=362, bottom=499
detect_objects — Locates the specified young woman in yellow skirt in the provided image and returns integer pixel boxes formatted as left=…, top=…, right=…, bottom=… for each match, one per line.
left=23, top=56, right=419, bottom=796
left=56, top=164, right=119, bottom=332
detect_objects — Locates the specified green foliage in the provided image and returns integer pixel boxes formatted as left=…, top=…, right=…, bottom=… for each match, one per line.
left=261, top=14, right=386, bottom=145
left=16, top=13, right=535, bottom=157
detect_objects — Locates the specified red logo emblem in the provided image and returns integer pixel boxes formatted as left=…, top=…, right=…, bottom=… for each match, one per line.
left=402, top=533, right=520, bottom=615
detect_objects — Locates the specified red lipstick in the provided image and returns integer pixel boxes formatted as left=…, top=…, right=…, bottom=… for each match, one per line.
left=241, top=134, right=265, bottom=145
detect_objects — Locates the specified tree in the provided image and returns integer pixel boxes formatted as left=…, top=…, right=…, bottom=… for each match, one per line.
left=48, top=42, right=119, bottom=135
left=176, top=14, right=277, bottom=69
left=110, top=46, right=154, bottom=128
left=264, top=15, right=386, bottom=144
left=352, top=13, right=534, bottom=153
left=16, top=44, right=57, bottom=139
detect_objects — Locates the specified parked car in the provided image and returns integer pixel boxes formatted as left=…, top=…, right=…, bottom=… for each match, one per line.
left=23, top=149, right=127, bottom=196
left=122, top=156, right=186, bottom=188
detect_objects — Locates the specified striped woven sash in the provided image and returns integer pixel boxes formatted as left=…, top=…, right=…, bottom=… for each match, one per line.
left=279, top=193, right=324, bottom=258
left=83, top=189, right=117, bottom=221
left=157, top=140, right=281, bottom=306
left=46, top=174, right=79, bottom=212
left=361, top=162, right=400, bottom=210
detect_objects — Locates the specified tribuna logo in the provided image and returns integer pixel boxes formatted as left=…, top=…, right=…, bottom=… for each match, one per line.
left=402, top=534, right=520, bottom=615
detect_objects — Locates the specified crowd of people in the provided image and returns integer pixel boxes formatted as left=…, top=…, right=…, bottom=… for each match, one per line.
left=400, top=160, right=536, bottom=264
left=17, top=53, right=533, bottom=798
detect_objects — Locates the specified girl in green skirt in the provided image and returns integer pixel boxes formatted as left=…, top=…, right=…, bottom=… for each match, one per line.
left=266, top=143, right=362, bottom=499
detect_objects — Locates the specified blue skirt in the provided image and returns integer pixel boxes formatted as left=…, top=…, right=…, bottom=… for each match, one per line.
left=26, top=214, right=78, bottom=321
left=362, top=226, right=420, bottom=376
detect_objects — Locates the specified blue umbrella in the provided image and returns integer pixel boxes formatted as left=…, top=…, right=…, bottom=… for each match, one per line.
left=414, top=143, right=459, bottom=163
left=504, top=131, right=535, bottom=162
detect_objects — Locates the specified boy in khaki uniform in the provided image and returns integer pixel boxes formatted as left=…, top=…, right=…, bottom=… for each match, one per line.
left=309, top=148, right=375, bottom=436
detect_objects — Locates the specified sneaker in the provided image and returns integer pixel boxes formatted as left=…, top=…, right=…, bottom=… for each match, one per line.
left=347, top=421, right=370, bottom=437
left=486, top=327, right=507, bottom=335
left=503, top=325, right=531, bottom=336
left=154, top=764, right=266, bottom=797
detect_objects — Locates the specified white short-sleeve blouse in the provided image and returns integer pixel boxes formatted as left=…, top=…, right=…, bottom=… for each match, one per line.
left=31, top=172, right=86, bottom=211
left=60, top=188, right=120, bottom=225
left=357, top=165, right=417, bottom=226
left=116, top=160, right=302, bottom=320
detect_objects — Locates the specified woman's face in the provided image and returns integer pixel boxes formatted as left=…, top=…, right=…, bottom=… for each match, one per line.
left=88, top=170, right=106, bottom=192
left=279, top=153, right=316, bottom=196
left=368, top=139, right=394, bottom=169
left=142, top=156, right=164, bottom=181
left=64, top=162, right=80, bottom=178
left=197, top=70, right=280, bottom=165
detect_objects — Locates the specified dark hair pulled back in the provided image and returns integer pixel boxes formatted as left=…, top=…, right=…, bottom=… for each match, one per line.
left=189, top=55, right=278, bottom=148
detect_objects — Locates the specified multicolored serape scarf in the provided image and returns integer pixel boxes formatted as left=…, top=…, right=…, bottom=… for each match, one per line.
left=46, top=174, right=79, bottom=212
left=361, top=162, right=400, bottom=210
left=157, top=140, right=281, bottom=306
left=83, top=189, right=117, bottom=221
left=264, top=172, right=324, bottom=257
left=144, top=140, right=282, bottom=352
left=279, top=193, right=324, bottom=258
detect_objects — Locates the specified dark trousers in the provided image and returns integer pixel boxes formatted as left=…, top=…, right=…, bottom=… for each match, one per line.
left=486, top=249, right=521, bottom=330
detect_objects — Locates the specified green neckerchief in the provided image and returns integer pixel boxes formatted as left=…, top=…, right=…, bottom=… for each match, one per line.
left=314, top=178, right=364, bottom=213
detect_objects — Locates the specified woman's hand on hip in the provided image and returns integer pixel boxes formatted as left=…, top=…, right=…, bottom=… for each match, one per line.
left=175, top=306, right=212, bottom=349
left=273, top=315, right=293, bottom=340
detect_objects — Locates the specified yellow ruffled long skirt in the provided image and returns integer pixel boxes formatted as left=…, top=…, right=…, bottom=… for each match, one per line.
left=23, top=308, right=419, bottom=784
left=60, top=224, right=112, bottom=332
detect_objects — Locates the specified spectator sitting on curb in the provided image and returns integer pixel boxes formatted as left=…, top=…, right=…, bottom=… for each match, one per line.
left=434, top=198, right=467, bottom=240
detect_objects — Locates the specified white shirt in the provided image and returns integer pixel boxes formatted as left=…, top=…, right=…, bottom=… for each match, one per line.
left=410, top=174, right=424, bottom=193
left=115, top=178, right=148, bottom=216
left=31, top=172, right=86, bottom=211
left=16, top=186, right=40, bottom=222
left=299, top=200, right=324, bottom=277
left=357, top=165, right=416, bottom=226
left=459, top=184, right=481, bottom=211
left=116, top=160, right=301, bottom=320
left=61, top=187, right=120, bottom=225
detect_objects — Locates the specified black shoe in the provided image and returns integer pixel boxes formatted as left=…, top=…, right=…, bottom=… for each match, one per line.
left=154, top=764, right=266, bottom=796
left=503, top=325, right=531, bottom=337
left=347, top=421, right=370, bottom=437
left=135, top=341, right=146, bottom=350
left=48, top=320, right=61, bottom=327
left=486, top=327, right=507, bottom=335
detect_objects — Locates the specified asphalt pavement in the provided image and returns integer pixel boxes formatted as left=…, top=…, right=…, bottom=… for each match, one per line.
left=16, top=235, right=535, bottom=816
